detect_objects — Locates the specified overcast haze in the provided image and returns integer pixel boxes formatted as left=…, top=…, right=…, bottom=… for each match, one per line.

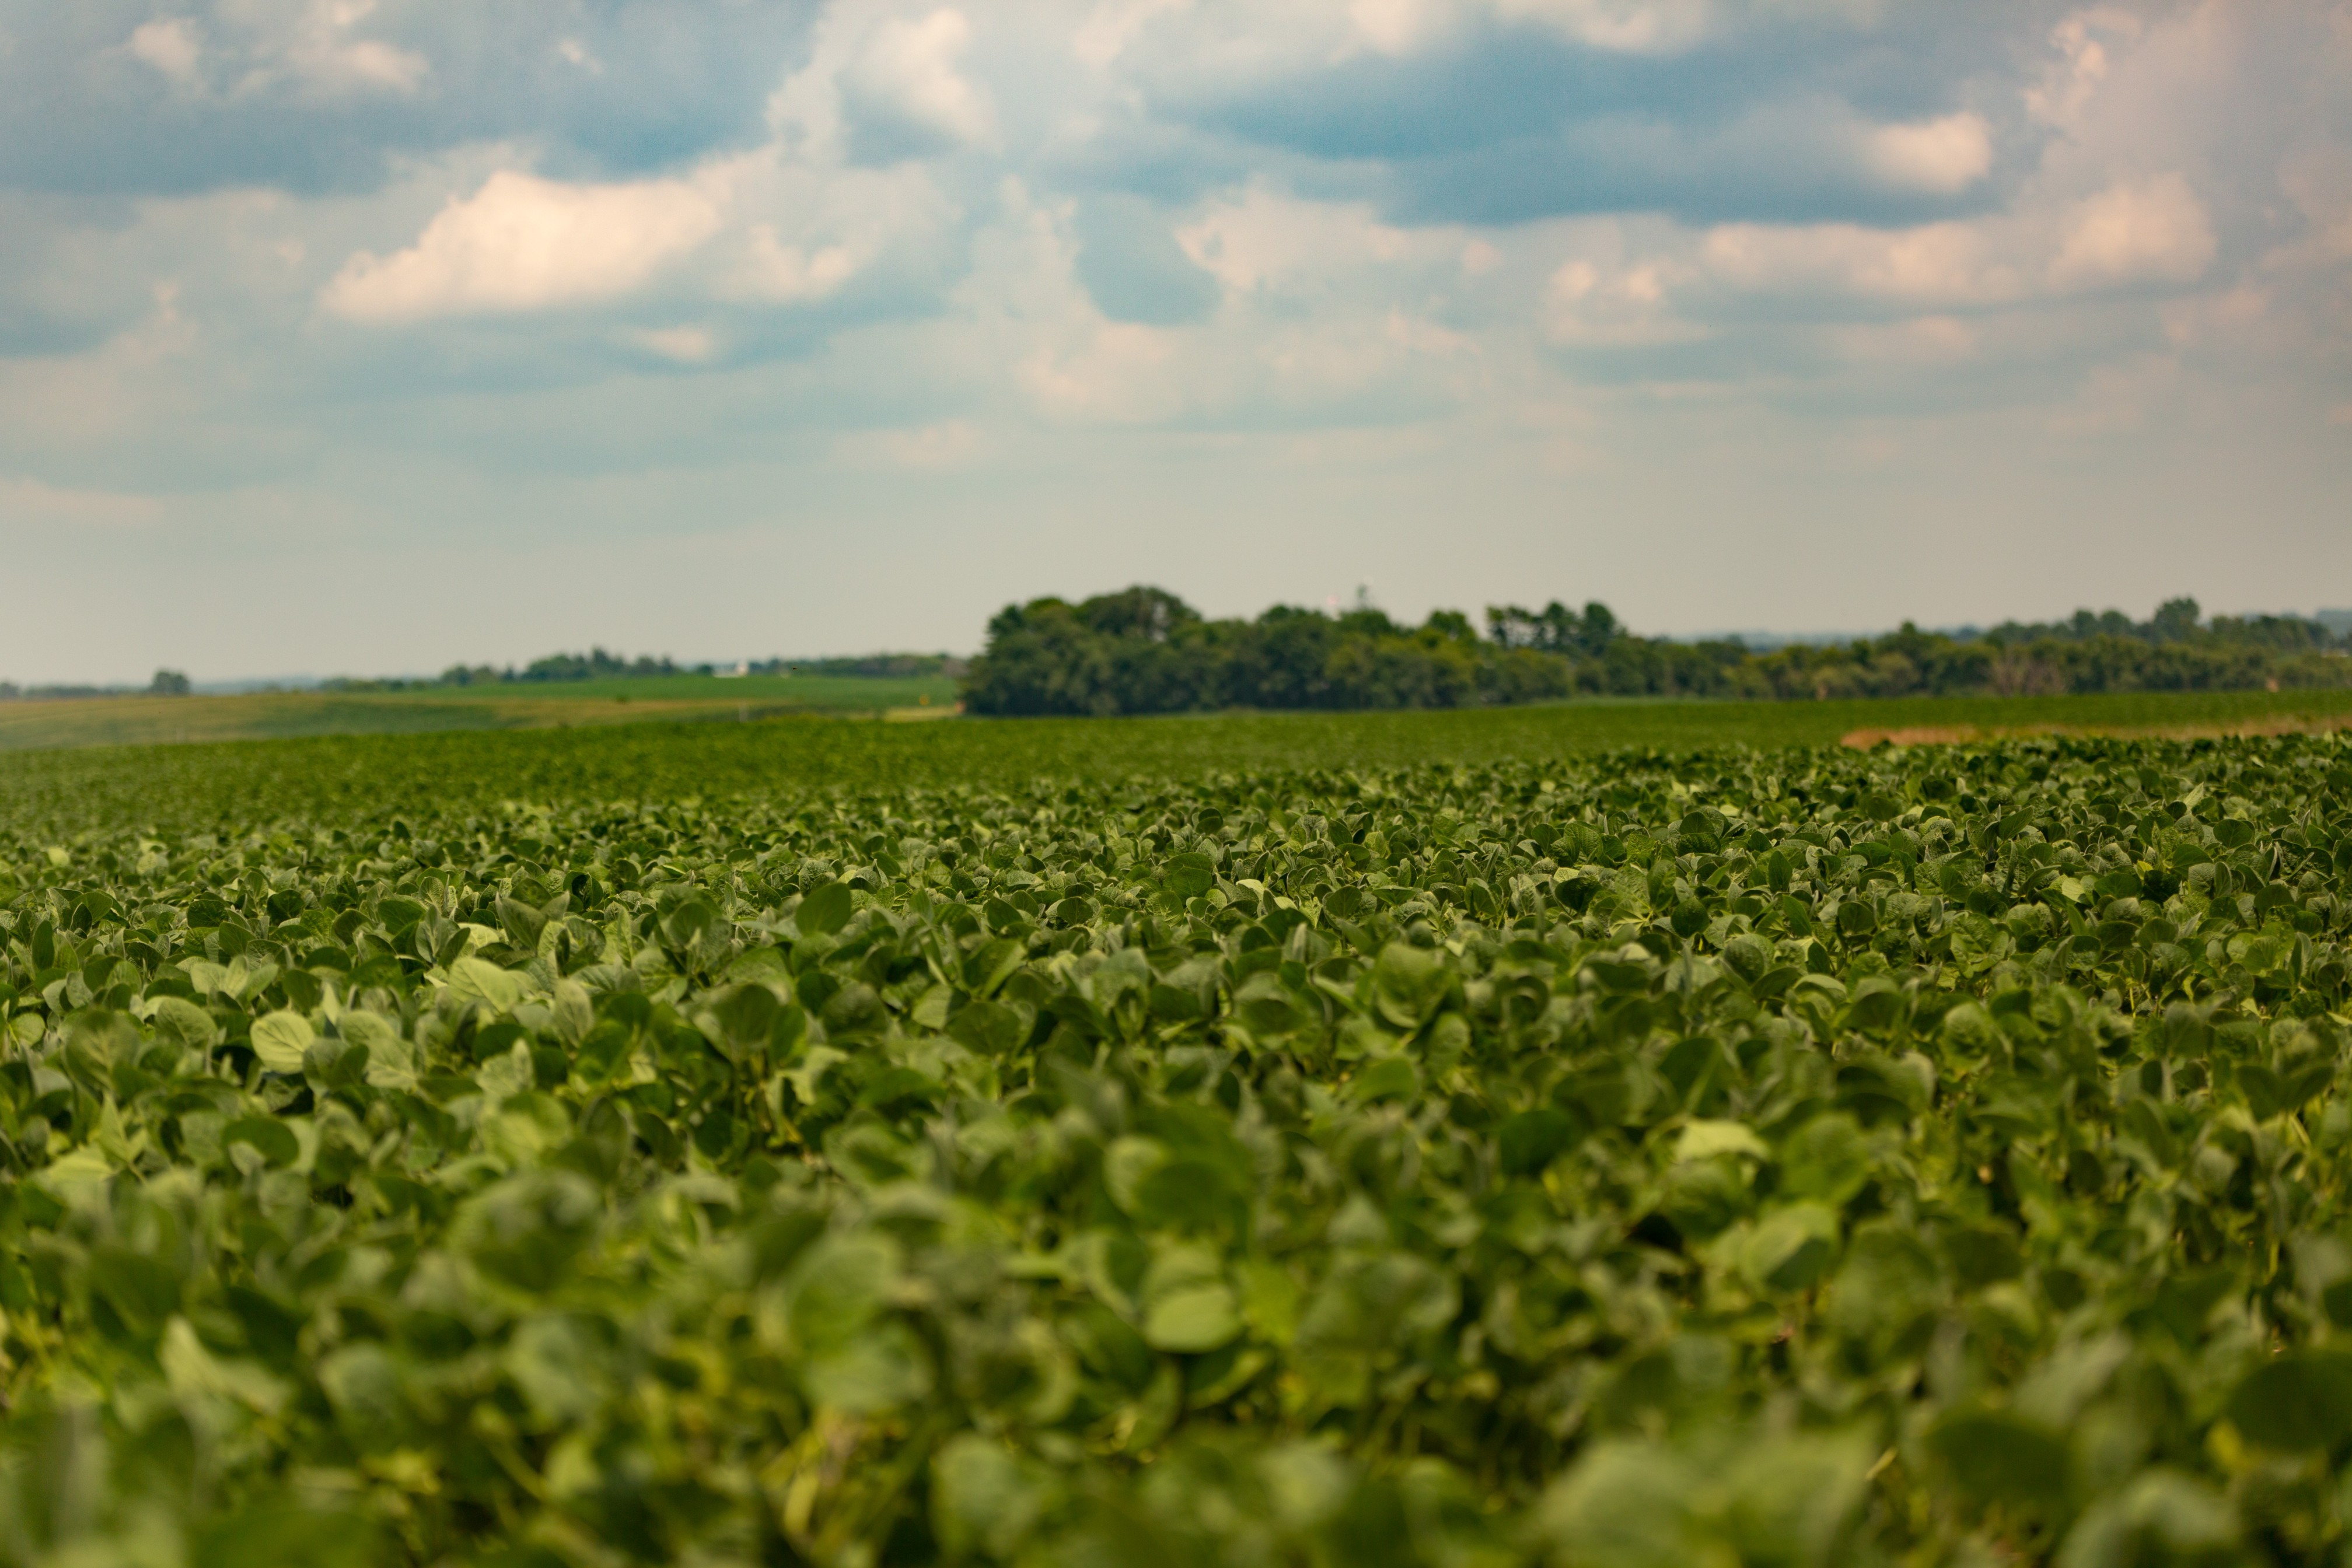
left=2, top=0, right=2348, bottom=684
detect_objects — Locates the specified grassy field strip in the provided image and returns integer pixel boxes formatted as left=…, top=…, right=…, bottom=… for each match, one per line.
left=365, top=672, right=960, bottom=706
left=1841, top=706, right=2352, bottom=747
left=0, top=678, right=962, bottom=751
left=5, top=682, right=2350, bottom=757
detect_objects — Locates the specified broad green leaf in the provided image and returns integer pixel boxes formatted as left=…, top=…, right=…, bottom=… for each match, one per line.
left=2225, top=1351, right=2352, bottom=1451
left=446, top=956, right=524, bottom=1012
left=148, top=995, right=218, bottom=1052
left=249, top=1010, right=314, bottom=1073
left=1142, top=1283, right=1243, bottom=1353
left=796, top=882, right=854, bottom=936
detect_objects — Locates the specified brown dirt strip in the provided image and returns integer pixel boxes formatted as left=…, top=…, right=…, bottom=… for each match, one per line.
left=1841, top=713, right=2352, bottom=749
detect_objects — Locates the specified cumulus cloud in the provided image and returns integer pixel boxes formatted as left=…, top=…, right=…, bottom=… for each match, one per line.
left=116, top=1, right=428, bottom=103
left=1073, top=0, right=1190, bottom=68
left=624, top=325, right=718, bottom=364
left=1544, top=251, right=1700, bottom=344
left=233, top=0, right=429, bottom=99
left=1861, top=113, right=1992, bottom=195
left=730, top=230, right=861, bottom=303
left=127, top=19, right=206, bottom=87
left=316, top=105, right=957, bottom=335
left=1699, top=173, right=2217, bottom=306
left=2027, top=9, right=2141, bottom=129
left=2048, top=173, right=2215, bottom=288
left=321, top=170, right=726, bottom=322
left=1701, top=219, right=2022, bottom=304
left=1490, top=0, right=1715, bottom=54
left=1338, top=0, right=1730, bottom=57
left=773, top=5, right=995, bottom=164
left=843, top=10, right=994, bottom=150
left=1176, top=188, right=1425, bottom=293
left=1349, top=0, right=1451, bottom=57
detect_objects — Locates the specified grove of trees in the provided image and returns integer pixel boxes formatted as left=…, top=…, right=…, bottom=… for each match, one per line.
left=960, top=588, right=2352, bottom=716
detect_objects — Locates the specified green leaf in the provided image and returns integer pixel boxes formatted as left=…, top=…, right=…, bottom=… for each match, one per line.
left=249, top=1010, right=315, bottom=1074
left=1498, top=1107, right=1578, bottom=1177
left=1163, top=852, right=1217, bottom=900
left=1927, top=1407, right=2069, bottom=1510
left=796, top=881, right=855, bottom=936
left=1777, top=1112, right=1869, bottom=1205
left=948, top=998, right=1028, bottom=1055
left=222, top=1116, right=300, bottom=1169
left=1674, top=1119, right=1769, bottom=1164
left=2225, top=1350, right=2352, bottom=1451
left=148, top=994, right=219, bottom=1052
left=1371, top=942, right=1450, bottom=1028
left=1143, top=1283, right=1243, bottom=1353
left=446, top=956, right=525, bottom=1012
left=1741, top=1202, right=1841, bottom=1294
left=1344, top=1055, right=1418, bottom=1104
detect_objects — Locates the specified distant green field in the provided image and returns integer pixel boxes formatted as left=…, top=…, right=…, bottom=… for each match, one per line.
left=5, top=685, right=2351, bottom=835
left=399, top=673, right=958, bottom=706
left=4, top=679, right=2347, bottom=759
left=0, top=673, right=962, bottom=752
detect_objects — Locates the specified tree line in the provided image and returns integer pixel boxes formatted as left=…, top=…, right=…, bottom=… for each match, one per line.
left=324, top=649, right=960, bottom=691
left=960, top=588, right=2352, bottom=716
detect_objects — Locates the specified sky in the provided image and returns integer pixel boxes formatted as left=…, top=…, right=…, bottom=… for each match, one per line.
left=1, top=0, right=2348, bottom=682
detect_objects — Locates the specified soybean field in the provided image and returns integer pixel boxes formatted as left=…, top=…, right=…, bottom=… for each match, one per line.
left=2, top=714, right=2351, bottom=1565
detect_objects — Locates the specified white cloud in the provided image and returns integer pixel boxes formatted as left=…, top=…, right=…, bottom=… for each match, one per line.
left=1700, top=175, right=2218, bottom=306
left=1019, top=320, right=1181, bottom=419
left=625, top=325, right=718, bottom=364
left=1703, top=219, right=2022, bottom=304
left=235, top=0, right=429, bottom=99
left=1074, top=0, right=1189, bottom=66
left=127, top=18, right=204, bottom=85
left=116, top=2, right=425, bottom=102
left=1544, top=255, right=1701, bottom=344
left=321, top=171, right=726, bottom=323
left=1176, top=188, right=1420, bottom=292
left=1862, top=113, right=1992, bottom=194
left=2049, top=173, right=2215, bottom=288
left=2026, top=9, right=2141, bottom=128
left=1331, top=0, right=1886, bottom=61
left=1350, top=0, right=1452, bottom=55
left=730, top=230, right=859, bottom=303
left=316, top=132, right=952, bottom=330
left=841, top=9, right=995, bottom=148
left=1490, top=0, right=1714, bottom=53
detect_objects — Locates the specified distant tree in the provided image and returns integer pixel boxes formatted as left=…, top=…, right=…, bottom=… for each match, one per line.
left=2150, top=597, right=2202, bottom=642
left=148, top=669, right=191, bottom=696
left=1079, top=586, right=1199, bottom=643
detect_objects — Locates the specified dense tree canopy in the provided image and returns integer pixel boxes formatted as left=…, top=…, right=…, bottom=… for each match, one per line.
left=961, top=590, right=2352, bottom=716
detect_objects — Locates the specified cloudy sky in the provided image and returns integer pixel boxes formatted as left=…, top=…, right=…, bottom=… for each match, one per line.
left=1, top=0, right=2348, bottom=681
